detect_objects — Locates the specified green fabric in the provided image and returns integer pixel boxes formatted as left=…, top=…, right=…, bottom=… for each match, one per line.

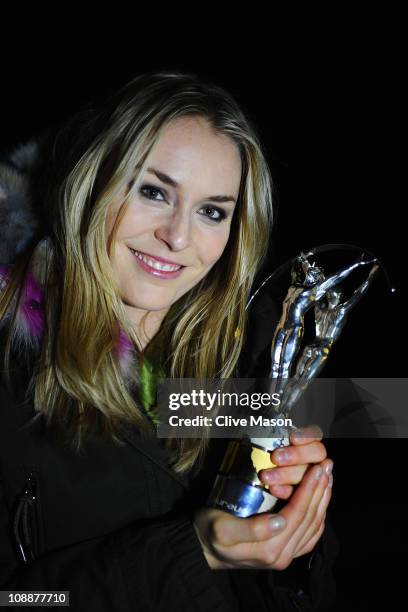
left=139, top=355, right=165, bottom=427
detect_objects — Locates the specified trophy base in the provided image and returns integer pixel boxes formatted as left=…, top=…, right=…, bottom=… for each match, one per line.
left=207, top=474, right=279, bottom=517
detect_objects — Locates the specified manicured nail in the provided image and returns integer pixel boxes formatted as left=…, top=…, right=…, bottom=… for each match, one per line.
left=274, top=450, right=289, bottom=464
left=314, top=466, right=323, bottom=481
left=328, top=473, right=333, bottom=488
left=262, top=470, right=278, bottom=483
left=270, top=516, right=286, bottom=531
left=325, top=462, right=333, bottom=476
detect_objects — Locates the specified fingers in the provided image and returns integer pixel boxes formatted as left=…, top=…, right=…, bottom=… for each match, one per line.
left=294, top=517, right=326, bottom=559
left=267, top=484, right=294, bottom=499
left=258, top=427, right=327, bottom=500
left=195, top=458, right=334, bottom=570
left=210, top=508, right=287, bottom=547
left=290, top=424, right=323, bottom=444
left=271, top=440, right=327, bottom=467
left=207, top=460, right=329, bottom=550
left=278, top=459, right=332, bottom=562
left=278, top=462, right=328, bottom=534
left=258, top=426, right=326, bottom=496
left=293, top=464, right=333, bottom=556
left=247, top=462, right=331, bottom=570
left=259, top=464, right=308, bottom=487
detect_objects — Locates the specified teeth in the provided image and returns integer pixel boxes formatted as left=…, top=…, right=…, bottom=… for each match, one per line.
left=130, top=249, right=181, bottom=272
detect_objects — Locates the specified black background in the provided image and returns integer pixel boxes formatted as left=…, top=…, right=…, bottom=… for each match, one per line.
left=0, top=23, right=405, bottom=610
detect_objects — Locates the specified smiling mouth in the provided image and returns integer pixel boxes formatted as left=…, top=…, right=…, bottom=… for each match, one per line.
left=129, top=248, right=184, bottom=272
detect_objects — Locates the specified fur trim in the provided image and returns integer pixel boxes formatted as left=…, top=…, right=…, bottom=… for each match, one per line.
left=0, top=259, right=137, bottom=381
left=0, top=139, right=137, bottom=379
left=0, top=141, right=43, bottom=265
left=0, top=263, right=44, bottom=354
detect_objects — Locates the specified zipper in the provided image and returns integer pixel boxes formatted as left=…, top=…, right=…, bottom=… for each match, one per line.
left=13, top=468, right=42, bottom=563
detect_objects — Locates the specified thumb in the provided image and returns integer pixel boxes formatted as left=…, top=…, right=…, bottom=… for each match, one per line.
left=213, top=511, right=287, bottom=546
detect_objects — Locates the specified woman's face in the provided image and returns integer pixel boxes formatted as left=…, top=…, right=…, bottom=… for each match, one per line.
left=106, top=116, right=242, bottom=331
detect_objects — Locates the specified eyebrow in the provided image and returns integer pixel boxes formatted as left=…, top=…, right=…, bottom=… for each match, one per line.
left=146, top=167, right=237, bottom=204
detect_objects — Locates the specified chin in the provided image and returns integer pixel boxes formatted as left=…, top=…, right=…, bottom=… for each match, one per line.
left=126, top=300, right=171, bottom=312
left=123, top=292, right=174, bottom=312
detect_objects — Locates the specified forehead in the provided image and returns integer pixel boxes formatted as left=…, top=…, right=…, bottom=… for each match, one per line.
left=144, top=117, right=242, bottom=196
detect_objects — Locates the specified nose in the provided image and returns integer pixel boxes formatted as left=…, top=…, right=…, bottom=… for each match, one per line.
left=154, top=209, right=192, bottom=252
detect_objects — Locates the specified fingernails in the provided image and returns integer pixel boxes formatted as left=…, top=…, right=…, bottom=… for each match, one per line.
left=274, top=449, right=289, bottom=464
left=325, top=462, right=333, bottom=476
left=270, top=516, right=286, bottom=531
left=261, top=470, right=278, bottom=483
left=328, top=473, right=333, bottom=488
left=291, top=430, right=303, bottom=443
left=313, top=466, right=323, bottom=481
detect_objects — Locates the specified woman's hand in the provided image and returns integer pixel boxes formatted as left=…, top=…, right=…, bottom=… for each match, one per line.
left=258, top=424, right=328, bottom=499
left=193, top=456, right=333, bottom=570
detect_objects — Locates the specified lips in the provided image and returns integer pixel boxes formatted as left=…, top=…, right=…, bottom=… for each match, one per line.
left=129, top=249, right=182, bottom=270
left=129, top=248, right=185, bottom=279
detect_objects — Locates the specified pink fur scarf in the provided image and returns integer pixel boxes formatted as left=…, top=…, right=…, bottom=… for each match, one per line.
left=0, top=260, right=137, bottom=382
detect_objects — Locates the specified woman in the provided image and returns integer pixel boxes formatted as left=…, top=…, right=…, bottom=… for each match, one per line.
left=0, top=71, right=337, bottom=611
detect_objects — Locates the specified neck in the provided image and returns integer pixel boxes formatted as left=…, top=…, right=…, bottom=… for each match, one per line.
left=123, top=305, right=169, bottom=352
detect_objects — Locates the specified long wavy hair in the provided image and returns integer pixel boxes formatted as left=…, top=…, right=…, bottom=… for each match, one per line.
left=0, top=70, right=274, bottom=474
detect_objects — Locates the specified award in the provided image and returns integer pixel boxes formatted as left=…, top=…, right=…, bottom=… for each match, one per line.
left=207, top=245, right=383, bottom=517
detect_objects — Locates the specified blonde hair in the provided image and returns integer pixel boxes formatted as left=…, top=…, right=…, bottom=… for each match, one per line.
left=0, top=70, right=274, bottom=474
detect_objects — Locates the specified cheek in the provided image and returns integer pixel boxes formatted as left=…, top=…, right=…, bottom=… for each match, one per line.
left=197, top=228, right=231, bottom=266
left=107, top=206, right=152, bottom=249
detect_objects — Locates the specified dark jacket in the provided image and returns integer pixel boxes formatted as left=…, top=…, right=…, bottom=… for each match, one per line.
left=0, top=293, right=339, bottom=612
left=0, top=140, right=339, bottom=611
